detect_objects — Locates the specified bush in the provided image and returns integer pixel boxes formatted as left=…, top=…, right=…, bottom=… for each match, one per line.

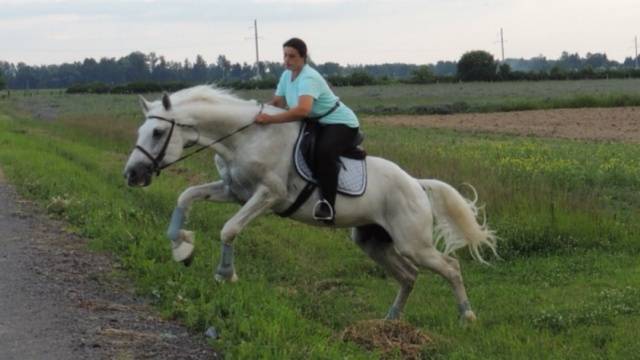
left=457, top=50, right=497, bottom=81
left=219, top=77, right=278, bottom=90
left=66, top=82, right=111, bottom=94
left=327, top=72, right=376, bottom=87
left=66, top=81, right=193, bottom=94
left=0, top=70, right=6, bottom=90
left=409, top=65, right=435, bottom=84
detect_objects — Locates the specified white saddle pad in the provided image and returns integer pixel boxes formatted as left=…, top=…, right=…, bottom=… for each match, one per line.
left=293, top=127, right=367, bottom=197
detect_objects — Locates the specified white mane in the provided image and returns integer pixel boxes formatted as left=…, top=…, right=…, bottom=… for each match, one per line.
left=169, top=85, right=257, bottom=107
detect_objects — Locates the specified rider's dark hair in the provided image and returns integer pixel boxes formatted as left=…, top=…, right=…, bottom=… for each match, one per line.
left=283, top=38, right=308, bottom=62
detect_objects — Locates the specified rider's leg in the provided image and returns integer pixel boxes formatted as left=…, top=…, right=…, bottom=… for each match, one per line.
left=313, top=124, right=359, bottom=220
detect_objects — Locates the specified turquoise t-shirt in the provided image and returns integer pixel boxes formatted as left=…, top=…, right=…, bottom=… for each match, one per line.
left=275, top=64, right=359, bottom=128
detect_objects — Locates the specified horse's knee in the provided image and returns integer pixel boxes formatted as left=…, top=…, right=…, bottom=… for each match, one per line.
left=221, top=223, right=241, bottom=243
left=447, top=269, right=464, bottom=287
left=177, top=187, right=198, bottom=207
left=445, top=255, right=461, bottom=272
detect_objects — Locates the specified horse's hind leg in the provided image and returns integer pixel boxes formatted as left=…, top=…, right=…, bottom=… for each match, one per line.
left=169, top=180, right=235, bottom=264
left=407, top=246, right=476, bottom=323
left=352, top=225, right=418, bottom=320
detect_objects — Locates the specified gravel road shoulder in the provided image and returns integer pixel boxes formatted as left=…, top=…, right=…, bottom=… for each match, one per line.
left=0, top=168, right=218, bottom=359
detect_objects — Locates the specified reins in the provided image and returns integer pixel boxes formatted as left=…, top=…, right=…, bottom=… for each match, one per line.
left=135, top=104, right=263, bottom=175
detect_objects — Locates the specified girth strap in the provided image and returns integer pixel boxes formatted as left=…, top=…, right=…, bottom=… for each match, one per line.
left=276, top=182, right=317, bottom=218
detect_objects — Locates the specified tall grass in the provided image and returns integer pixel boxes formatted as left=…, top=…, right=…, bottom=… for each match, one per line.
left=0, top=92, right=639, bottom=358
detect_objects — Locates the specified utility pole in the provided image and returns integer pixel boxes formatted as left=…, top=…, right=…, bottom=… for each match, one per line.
left=249, top=19, right=262, bottom=79
left=500, top=28, right=505, bottom=63
left=635, top=35, right=638, bottom=69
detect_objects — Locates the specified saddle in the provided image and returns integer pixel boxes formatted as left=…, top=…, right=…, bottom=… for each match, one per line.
left=295, top=120, right=367, bottom=196
left=278, top=120, right=367, bottom=218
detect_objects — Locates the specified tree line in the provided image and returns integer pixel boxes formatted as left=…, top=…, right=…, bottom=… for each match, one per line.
left=1, top=50, right=639, bottom=91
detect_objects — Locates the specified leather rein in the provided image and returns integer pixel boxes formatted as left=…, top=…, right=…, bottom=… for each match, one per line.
left=134, top=104, right=262, bottom=175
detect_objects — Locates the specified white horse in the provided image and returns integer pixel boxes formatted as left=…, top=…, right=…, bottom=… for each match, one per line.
left=123, top=85, right=497, bottom=322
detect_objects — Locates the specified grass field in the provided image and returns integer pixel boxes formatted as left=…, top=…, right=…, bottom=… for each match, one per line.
left=0, top=86, right=639, bottom=359
left=239, top=78, right=640, bottom=114
left=7, top=77, right=640, bottom=116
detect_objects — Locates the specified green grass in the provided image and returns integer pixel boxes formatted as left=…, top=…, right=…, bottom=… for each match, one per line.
left=0, top=90, right=639, bottom=359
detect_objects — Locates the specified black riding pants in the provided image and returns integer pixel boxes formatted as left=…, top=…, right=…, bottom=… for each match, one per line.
left=313, top=123, right=359, bottom=209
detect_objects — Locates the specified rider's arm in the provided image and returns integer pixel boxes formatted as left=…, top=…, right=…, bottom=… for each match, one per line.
left=268, top=96, right=286, bottom=109
left=256, top=95, right=313, bottom=124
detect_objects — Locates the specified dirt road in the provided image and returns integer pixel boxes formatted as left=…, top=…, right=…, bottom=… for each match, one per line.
left=0, top=168, right=218, bottom=359
left=365, top=106, right=640, bottom=142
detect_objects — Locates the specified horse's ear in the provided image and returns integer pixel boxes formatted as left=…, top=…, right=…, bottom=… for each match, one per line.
left=138, top=95, right=150, bottom=114
left=162, top=92, right=172, bottom=111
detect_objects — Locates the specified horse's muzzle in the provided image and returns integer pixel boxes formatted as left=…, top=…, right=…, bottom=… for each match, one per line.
left=124, top=163, right=153, bottom=187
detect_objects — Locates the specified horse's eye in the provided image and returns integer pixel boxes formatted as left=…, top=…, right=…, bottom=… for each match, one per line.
left=153, top=128, right=165, bottom=138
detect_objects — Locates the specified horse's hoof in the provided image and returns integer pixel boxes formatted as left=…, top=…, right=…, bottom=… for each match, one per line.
left=181, top=254, right=194, bottom=267
left=172, top=230, right=195, bottom=262
left=172, top=239, right=195, bottom=262
left=214, top=272, right=239, bottom=283
left=460, top=310, right=477, bottom=324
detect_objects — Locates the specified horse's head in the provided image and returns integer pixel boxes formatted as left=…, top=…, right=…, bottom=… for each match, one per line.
left=124, top=92, right=194, bottom=187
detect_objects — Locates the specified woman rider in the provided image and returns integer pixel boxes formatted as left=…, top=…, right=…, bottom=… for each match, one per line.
left=255, top=37, right=360, bottom=223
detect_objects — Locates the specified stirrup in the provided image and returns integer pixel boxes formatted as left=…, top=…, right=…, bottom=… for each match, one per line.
left=312, top=199, right=334, bottom=221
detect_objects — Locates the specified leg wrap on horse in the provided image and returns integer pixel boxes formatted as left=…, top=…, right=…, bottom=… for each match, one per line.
left=386, top=306, right=402, bottom=320
left=458, top=300, right=472, bottom=315
left=167, top=207, right=185, bottom=243
left=166, top=207, right=194, bottom=262
left=216, top=243, right=236, bottom=280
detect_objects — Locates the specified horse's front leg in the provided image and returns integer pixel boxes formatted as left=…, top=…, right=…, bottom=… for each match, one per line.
left=168, top=180, right=235, bottom=264
left=215, top=185, right=276, bottom=283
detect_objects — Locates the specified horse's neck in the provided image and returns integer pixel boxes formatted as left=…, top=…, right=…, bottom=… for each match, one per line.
left=190, top=104, right=300, bottom=163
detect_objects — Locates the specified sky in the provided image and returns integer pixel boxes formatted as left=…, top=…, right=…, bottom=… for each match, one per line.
left=1, top=0, right=639, bottom=66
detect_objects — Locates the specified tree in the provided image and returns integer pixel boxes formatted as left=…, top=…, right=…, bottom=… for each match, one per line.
left=410, top=65, right=434, bottom=83
left=317, top=62, right=341, bottom=77
left=0, top=69, right=5, bottom=90
left=216, top=55, right=231, bottom=81
left=549, top=65, right=567, bottom=80
left=584, top=52, right=609, bottom=69
left=120, top=52, right=150, bottom=82
left=433, top=61, right=457, bottom=76
left=191, top=55, right=208, bottom=82
left=151, top=56, right=172, bottom=82
left=80, top=58, right=99, bottom=83
left=558, top=51, right=582, bottom=70
left=497, top=63, right=511, bottom=80
left=457, top=50, right=497, bottom=81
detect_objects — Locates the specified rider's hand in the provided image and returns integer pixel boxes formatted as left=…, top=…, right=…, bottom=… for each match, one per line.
left=255, top=113, right=272, bottom=124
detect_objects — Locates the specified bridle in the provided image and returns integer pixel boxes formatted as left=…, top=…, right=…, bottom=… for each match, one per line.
left=134, top=104, right=262, bottom=176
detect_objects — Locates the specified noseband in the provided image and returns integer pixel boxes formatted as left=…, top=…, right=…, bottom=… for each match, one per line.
left=134, top=105, right=262, bottom=176
left=134, top=115, right=195, bottom=175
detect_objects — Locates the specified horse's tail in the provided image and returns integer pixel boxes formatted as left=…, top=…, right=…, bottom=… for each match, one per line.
left=418, top=179, right=498, bottom=264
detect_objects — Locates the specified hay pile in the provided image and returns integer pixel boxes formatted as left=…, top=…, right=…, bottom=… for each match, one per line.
left=341, top=320, right=434, bottom=359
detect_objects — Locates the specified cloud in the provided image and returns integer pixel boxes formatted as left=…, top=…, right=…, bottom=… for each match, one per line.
left=0, top=0, right=638, bottom=65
